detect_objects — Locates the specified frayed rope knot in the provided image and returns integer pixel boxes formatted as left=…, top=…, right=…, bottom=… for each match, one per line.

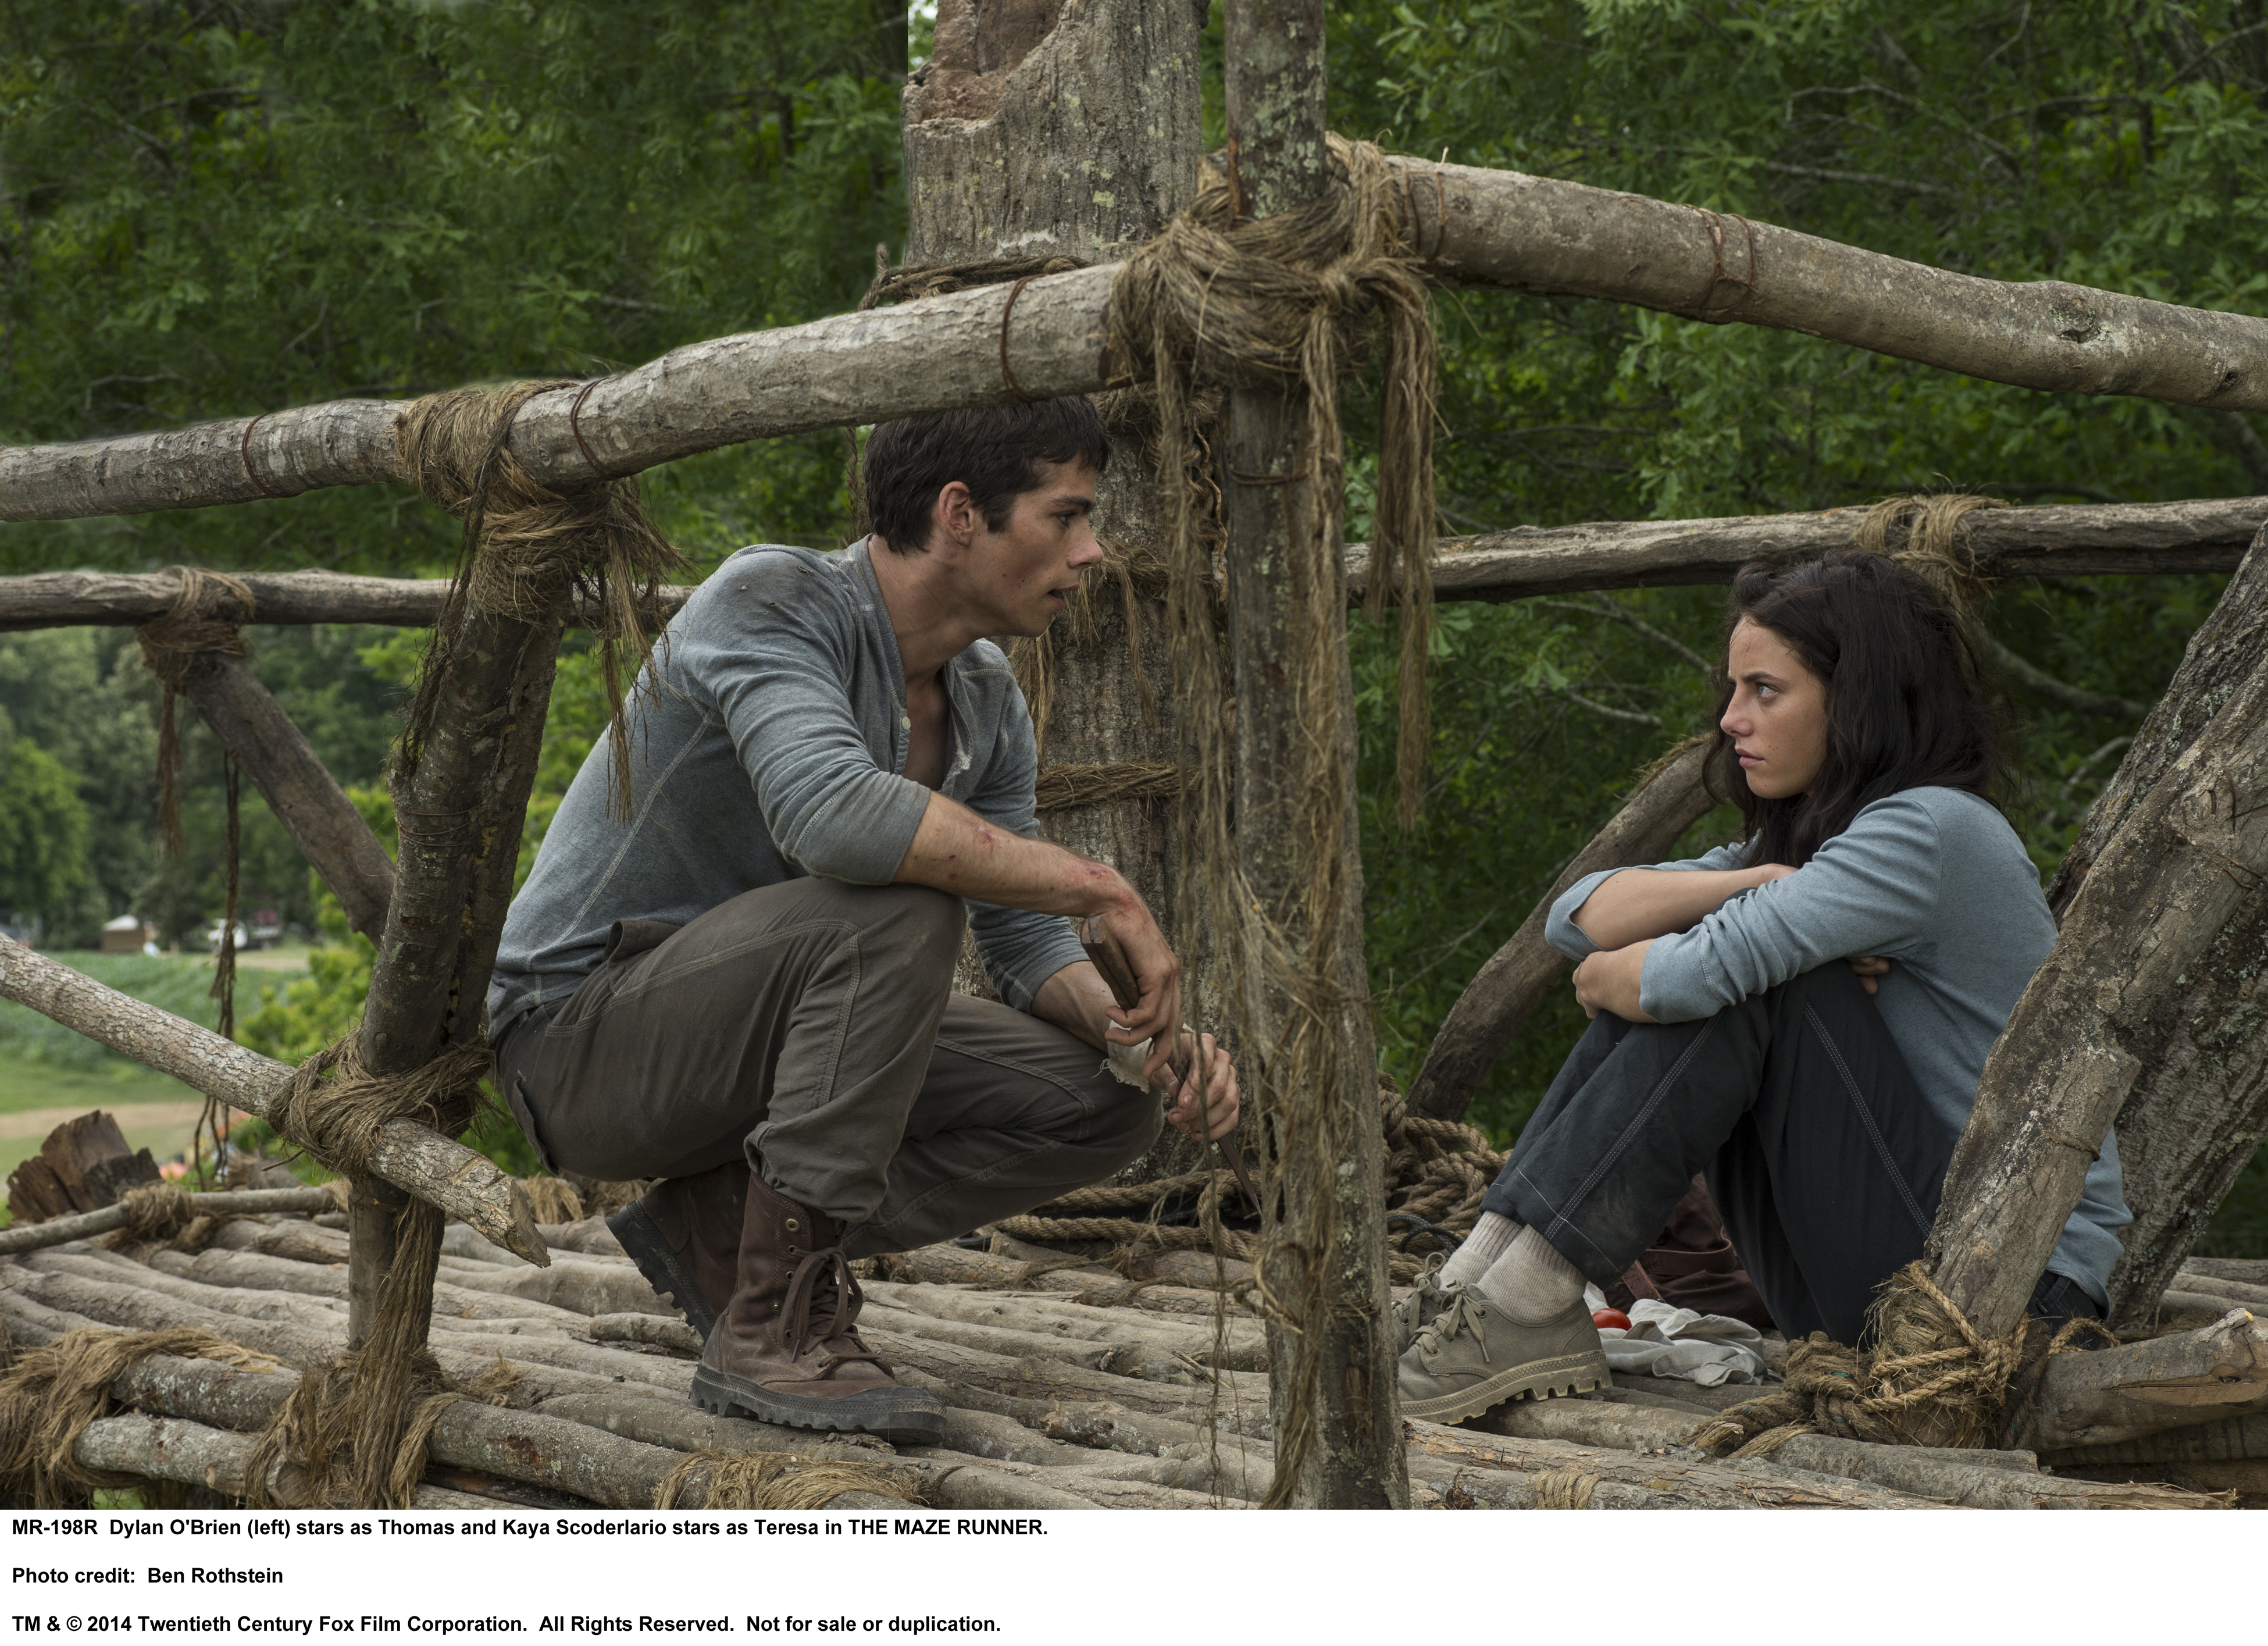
left=1689, top=1263, right=2037, bottom=1457
left=268, top=1036, right=491, bottom=1180
left=391, top=382, right=686, bottom=822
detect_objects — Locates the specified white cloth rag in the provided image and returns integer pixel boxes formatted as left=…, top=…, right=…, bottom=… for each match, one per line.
left=1584, top=1284, right=1772, bottom=1388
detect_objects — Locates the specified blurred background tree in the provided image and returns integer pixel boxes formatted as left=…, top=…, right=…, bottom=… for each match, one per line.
left=1, top=0, right=2260, bottom=1248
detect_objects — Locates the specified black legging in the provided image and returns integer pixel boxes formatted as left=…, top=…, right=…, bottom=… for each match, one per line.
left=1479, top=963, right=2099, bottom=1344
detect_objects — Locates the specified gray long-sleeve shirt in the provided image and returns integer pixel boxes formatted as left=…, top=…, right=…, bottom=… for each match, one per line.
left=488, top=540, right=1088, bottom=1032
left=1546, top=785, right=2130, bottom=1303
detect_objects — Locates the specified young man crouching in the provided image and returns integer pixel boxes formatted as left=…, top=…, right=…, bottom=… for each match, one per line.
left=487, top=397, right=1238, bottom=1444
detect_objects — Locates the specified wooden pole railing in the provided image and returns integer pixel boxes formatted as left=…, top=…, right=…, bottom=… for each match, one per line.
left=12, top=154, right=2268, bottom=523
left=2, top=493, right=2254, bottom=638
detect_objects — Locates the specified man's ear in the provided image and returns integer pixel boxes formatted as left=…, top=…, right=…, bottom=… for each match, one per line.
left=932, top=480, right=979, bottom=553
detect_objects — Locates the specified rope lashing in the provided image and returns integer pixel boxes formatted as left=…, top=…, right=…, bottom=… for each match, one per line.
left=1034, top=760, right=1193, bottom=811
left=0, top=1327, right=283, bottom=1508
left=1109, top=133, right=1440, bottom=831
left=1854, top=492, right=2009, bottom=611
left=135, top=566, right=256, bottom=858
left=391, top=382, right=686, bottom=822
left=1000, top=1074, right=1503, bottom=1286
left=1685, top=1261, right=2097, bottom=1458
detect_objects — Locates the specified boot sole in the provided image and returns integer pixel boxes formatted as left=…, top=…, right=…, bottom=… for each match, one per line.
left=1400, top=1349, right=1612, bottom=1425
left=608, top=1201, right=720, bottom=1343
left=690, top=1364, right=947, bottom=1447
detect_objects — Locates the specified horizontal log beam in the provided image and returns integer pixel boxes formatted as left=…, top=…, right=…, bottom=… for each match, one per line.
left=1350, top=496, right=2264, bottom=604
left=0, top=569, right=694, bottom=633
left=1, top=493, right=2252, bottom=640
left=0, top=934, right=546, bottom=1264
left=2022, top=1309, right=2268, bottom=1452
left=0, top=1187, right=335, bottom=1255
left=14, top=152, right=2268, bottom=524
left=0, top=269, right=1115, bottom=522
left=1399, top=156, right=2268, bottom=409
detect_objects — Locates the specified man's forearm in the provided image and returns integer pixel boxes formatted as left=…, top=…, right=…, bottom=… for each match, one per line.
left=1029, top=960, right=1115, bottom=1052
left=894, top=791, right=1133, bottom=918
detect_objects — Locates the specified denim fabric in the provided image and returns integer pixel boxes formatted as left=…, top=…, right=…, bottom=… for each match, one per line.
left=1481, top=963, right=2092, bottom=1345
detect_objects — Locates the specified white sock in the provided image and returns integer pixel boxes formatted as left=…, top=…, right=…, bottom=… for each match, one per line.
left=1476, top=1224, right=1586, bottom=1323
left=1439, top=1211, right=1518, bottom=1288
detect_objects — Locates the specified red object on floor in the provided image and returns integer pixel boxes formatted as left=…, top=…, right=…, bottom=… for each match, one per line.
left=1591, top=1307, right=1632, bottom=1331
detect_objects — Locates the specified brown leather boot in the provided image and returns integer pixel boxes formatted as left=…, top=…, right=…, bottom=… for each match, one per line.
left=607, top=1161, right=748, bottom=1341
left=689, top=1173, right=944, bottom=1444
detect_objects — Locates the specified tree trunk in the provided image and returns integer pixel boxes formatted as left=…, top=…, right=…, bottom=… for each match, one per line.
left=2028, top=532, right=2268, bottom=1330
left=1404, top=741, right=1716, bottom=1124
left=1924, top=571, right=2268, bottom=1338
left=901, top=0, right=1222, bottom=1177
left=173, top=649, right=396, bottom=946
left=1221, top=0, right=1404, bottom=1510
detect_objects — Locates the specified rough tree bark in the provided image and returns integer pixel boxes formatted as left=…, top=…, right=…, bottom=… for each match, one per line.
left=1222, top=0, right=1404, bottom=1509
left=350, top=586, right=566, bottom=1341
left=901, top=0, right=1223, bottom=1180
left=23, top=156, right=2268, bottom=520
left=1404, top=742, right=1717, bottom=1124
left=0, top=935, right=544, bottom=1258
left=2031, top=530, right=2268, bottom=1329
left=1924, top=558, right=2268, bottom=1338
left=171, top=650, right=397, bottom=946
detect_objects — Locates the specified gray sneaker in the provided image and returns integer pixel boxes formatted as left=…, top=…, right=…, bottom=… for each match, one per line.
left=1397, top=1290, right=1610, bottom=1424
left=1390, top=1255, right=1457, bottom=1353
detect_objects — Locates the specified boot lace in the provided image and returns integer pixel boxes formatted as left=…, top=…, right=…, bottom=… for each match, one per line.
left=779, top=1248, right=893, bottom=1378
left=1411, top=1290, right=1491, bottom=1364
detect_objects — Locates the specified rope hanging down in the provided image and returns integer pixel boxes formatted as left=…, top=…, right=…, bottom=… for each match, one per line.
left=1103, top=133, right=1439, bottom=1508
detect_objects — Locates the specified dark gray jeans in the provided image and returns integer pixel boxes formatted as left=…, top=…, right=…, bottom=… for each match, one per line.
left=493, top=878, right=1158, bottom=1257
left=1481, top=964, right=2101, bottom=1344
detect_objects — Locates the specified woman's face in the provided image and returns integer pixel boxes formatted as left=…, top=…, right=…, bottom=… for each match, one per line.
left=1721, top=617, right=1829, bottom=800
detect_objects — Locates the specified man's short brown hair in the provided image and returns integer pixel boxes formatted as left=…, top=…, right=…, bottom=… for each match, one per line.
left=862, top=398, right=1111, bottom=554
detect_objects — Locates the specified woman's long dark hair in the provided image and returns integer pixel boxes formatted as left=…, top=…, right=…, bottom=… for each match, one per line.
left=1707, top=550, right=2010, bottom=867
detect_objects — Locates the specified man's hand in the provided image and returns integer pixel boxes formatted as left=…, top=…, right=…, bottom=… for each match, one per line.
left=1160, top=1031, right=1240, bottom=1141
left=1029, top=963, right=1241, bottom=1140
left=1848, top=954, right=1891, bottom=996
left=1083, top=902, right=1183, bottom=1072
left=1572, top=941, right=1654, bottom=1022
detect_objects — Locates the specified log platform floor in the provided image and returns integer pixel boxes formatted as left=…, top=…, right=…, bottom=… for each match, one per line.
left=3, top=1210, right=2257, bottom=1510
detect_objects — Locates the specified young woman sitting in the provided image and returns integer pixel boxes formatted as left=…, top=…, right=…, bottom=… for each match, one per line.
left=1395, top=551, right=2133, bottom=1425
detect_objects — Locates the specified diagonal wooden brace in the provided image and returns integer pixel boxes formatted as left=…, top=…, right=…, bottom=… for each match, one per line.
left=0, top=933, right=548, bottom=1266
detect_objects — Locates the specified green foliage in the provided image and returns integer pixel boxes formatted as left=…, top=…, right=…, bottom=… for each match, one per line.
left=0, top=0, right=906, bottom=577
left=0, top=733, right=91, bottom=924
left=237, top=938, right=372, bottom=1066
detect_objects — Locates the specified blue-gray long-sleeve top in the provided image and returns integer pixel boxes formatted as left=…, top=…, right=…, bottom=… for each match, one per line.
left=1546, top=785, right=2130, bottom=1304
left=488, top=540, right=1089, bottom=1031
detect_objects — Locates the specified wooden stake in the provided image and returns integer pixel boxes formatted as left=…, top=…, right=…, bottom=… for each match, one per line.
left=0, top=935, right=544, bottom=1260
left=1222, top=0, right=1406, bottom=1510
left=170, top=650, right=396, bottom=946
